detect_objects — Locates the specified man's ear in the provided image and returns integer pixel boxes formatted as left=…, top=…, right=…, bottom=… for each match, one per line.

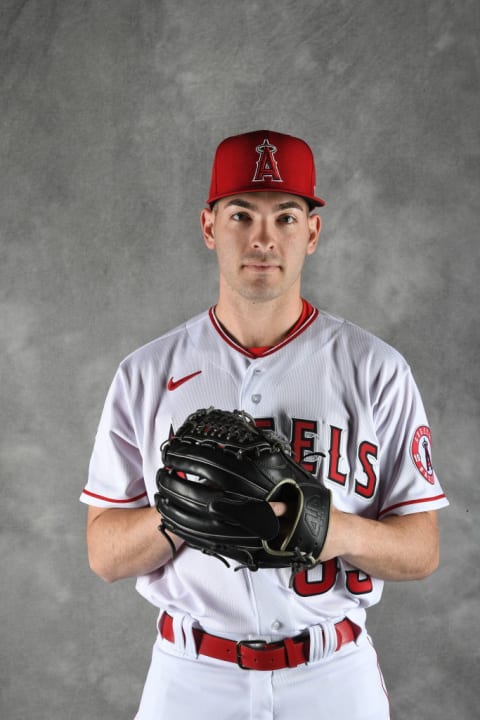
left=200, top=207, right=216, bottom=249
left=306, top=213, right=322, bottom=255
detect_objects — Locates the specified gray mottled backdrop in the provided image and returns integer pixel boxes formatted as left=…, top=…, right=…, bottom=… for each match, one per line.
left=1, top=1, right=478, bottom=718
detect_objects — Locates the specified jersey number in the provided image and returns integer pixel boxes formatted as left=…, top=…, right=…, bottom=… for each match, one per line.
left=293, top=559, right=373, bottom=597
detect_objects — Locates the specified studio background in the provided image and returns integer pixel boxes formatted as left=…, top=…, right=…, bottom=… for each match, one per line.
left=1, top=1, right=478, bottom=718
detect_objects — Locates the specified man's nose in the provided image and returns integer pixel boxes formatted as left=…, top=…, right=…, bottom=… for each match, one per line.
left=250, top=221, right=275, bottom=250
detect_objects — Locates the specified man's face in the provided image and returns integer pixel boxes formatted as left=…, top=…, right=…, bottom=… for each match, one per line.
left=201, top=192, right=321, bottom=305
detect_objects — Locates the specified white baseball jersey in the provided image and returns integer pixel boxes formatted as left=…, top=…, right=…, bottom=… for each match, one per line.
left=81, top=303, right=448, bottom=641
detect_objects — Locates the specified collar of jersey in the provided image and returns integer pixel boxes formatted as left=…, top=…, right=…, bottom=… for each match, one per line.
left=208, top=299, right=318, bottom=359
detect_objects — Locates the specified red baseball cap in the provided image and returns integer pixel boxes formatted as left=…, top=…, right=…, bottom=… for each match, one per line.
left=207, top=130, right=325, bottom=208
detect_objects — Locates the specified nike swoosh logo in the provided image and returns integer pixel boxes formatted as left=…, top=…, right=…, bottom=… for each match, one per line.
left=167, top=371, right=202, bottom=391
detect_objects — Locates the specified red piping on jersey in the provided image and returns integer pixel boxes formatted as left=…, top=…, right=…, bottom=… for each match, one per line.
left=208, top=301, right=319, bottom=359
left=378, top=494, right=447, bottom=518
left=82, top=488, right=148, bottom=504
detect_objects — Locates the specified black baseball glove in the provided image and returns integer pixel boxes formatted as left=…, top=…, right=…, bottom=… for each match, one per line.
left=155, top=408, right=331, bottom=583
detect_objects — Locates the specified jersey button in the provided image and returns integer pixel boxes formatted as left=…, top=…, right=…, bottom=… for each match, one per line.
left=251, top=394, right=262, bottom=403
left=271, top=620, right=282, bottom=631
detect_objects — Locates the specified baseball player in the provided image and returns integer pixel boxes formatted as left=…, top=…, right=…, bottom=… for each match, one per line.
left=81, top=130, right=449, bottom=720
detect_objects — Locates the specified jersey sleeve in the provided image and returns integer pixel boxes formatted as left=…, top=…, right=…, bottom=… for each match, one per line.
left=80, top=364, right=149, bottom=508
left=374, top=360, right=448, bottom=518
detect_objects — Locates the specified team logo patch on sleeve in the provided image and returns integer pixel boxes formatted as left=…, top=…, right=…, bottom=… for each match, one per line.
left=411, top=426, right=435, bottom=484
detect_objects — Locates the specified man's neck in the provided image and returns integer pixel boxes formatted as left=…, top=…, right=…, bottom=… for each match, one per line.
left=213, top=295, right=305, bottom=349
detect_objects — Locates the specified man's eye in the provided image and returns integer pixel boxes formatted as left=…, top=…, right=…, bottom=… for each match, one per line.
left=279, top=214, right=296, bottom=224
left=232, top=212, right=250, bottom=221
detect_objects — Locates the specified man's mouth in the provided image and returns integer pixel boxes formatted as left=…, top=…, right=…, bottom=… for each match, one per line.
left=242, top=257, right=281, bottom=272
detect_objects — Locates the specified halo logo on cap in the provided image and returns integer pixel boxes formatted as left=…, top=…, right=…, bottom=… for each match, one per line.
left=252, top=138, right=283, bottom=184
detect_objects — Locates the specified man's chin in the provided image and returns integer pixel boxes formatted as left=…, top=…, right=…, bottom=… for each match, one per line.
left=238, top=286, right=283, bottom=304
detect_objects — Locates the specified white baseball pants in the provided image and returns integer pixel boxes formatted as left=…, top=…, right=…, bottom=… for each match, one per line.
left=135, top=625, right=390, bottom=719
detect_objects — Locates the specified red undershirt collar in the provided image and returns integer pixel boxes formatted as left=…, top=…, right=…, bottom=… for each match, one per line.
left=211, top=299, right=316, bottom=359
left=248, top=299, right=313, bottom=356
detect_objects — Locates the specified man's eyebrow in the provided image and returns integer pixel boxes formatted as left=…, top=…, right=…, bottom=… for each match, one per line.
left=224, top=198, right=257, bottom=210
left=276, top=201, right=305, bottom=211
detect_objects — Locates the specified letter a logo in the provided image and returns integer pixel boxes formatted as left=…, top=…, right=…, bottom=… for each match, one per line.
left=252, top=138, right=283, bottom=183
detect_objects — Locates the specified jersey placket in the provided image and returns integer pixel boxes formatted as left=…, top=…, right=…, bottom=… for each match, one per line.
left=239, top=361, right=267, bottom=414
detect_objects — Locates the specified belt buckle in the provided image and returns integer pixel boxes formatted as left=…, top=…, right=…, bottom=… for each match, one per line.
left=236, top=639, right=268, bottom=670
